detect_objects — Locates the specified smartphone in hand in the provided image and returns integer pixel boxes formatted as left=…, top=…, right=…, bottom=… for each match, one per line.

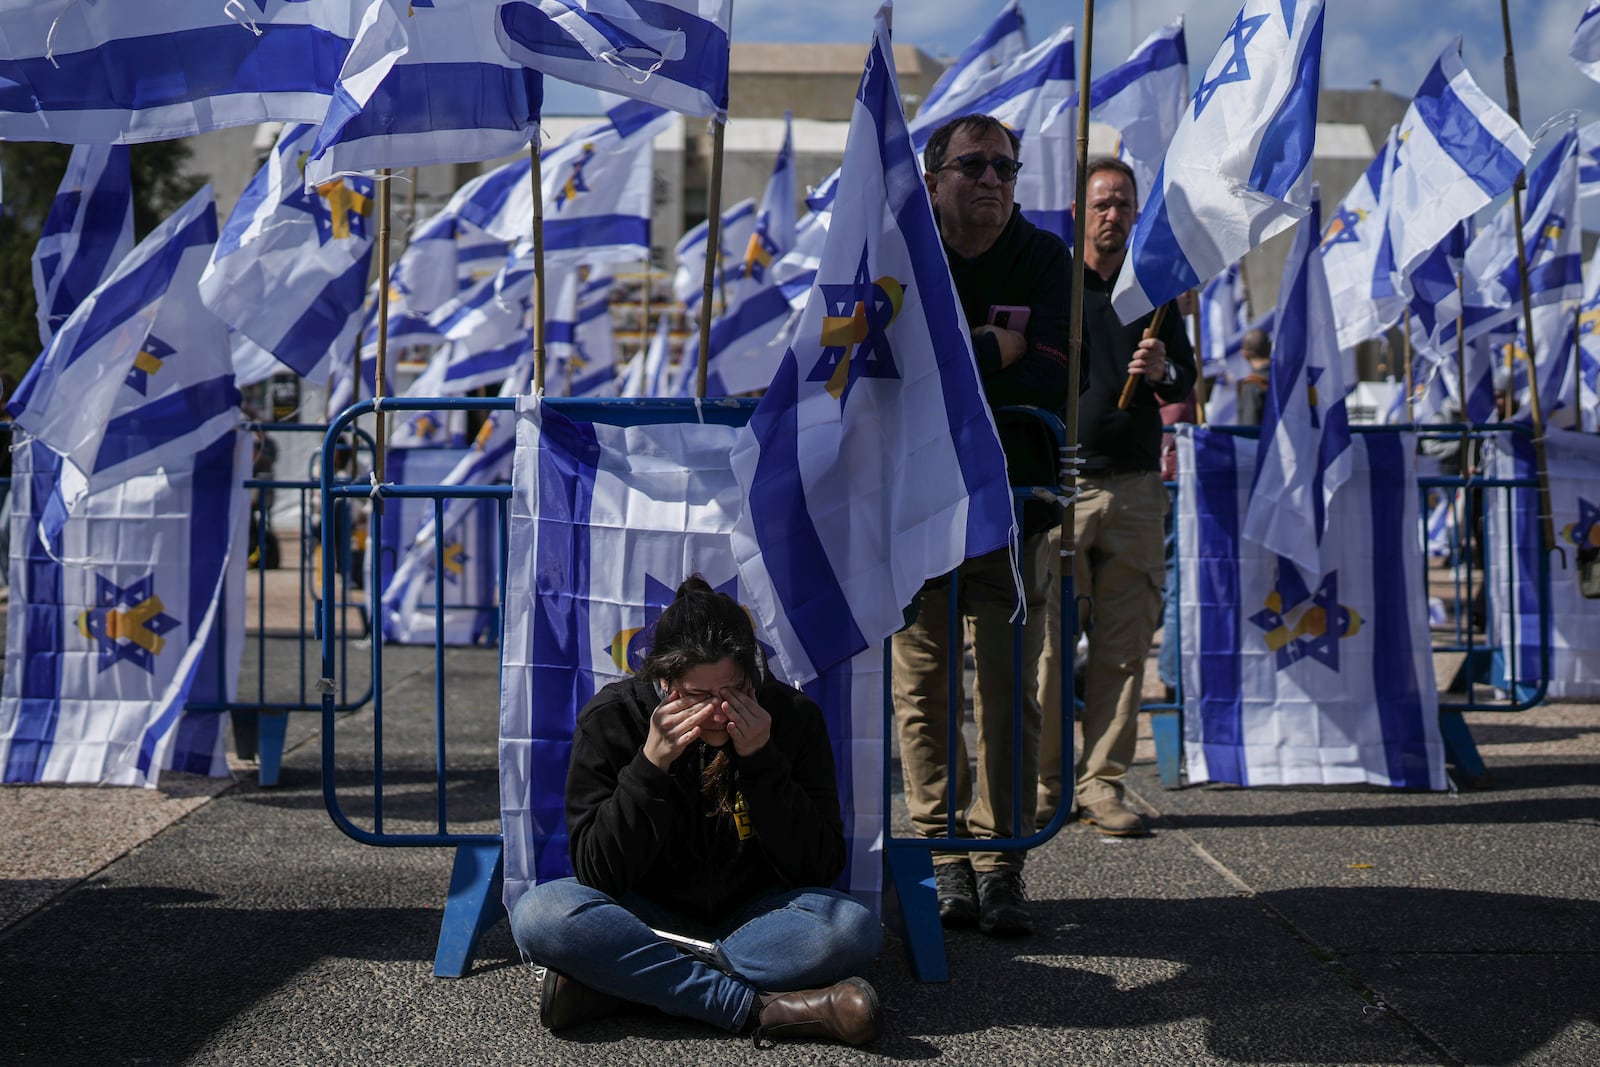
left=987, top=305, right=1030, bottom=333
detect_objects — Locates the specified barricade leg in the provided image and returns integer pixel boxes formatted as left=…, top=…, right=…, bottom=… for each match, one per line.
left=884, top=845, right=948, bottom=983
left=256, top=713, right=289, bottom=787
left=1149, top=709, right=1182, bottom=789
left=433, top=842, right=506, bottom=978
left=1439, top=711, right=1490, bottom=788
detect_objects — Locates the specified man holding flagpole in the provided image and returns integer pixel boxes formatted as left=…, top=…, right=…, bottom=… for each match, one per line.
left=1037, top=158, right=1196, bottom=839
left=893, top=113, right=1071, bottom=938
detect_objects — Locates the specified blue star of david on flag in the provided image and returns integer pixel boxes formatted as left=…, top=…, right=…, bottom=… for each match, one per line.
left=1248, top=558, right=1361, bottom=671
left=283, top=162, right=376, bottom=246
left=806, top=245, right=905, bottom=404
left=1193, top=9, right=1270, bottom=118
left=1320, top=206, right=1365, bottom=249
left=77, top=575, right=182, bottom=674
left=607, top=573, right=773, bottom=675
left=125, top=335, right=175, bottom=396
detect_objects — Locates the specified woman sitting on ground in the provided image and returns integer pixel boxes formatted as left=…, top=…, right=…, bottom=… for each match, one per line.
left=510, top=575, right=884, bottom=1047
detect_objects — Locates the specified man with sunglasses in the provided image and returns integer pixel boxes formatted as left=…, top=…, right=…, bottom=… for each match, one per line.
left=892, top=114, right=1073, bottom=938
left=1035, top=157, right=1197, bottom=841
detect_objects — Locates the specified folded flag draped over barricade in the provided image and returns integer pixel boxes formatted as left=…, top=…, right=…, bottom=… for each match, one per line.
left=0, top=0, right=371, bottom=143
left=0, top=431, right=249, bottom=787
left=1177, top=425, right=1445, bottom=789
left=1487, top=429, right=1600, bottom=700
left=379, top=444, right=502, bottom=647
left=7, top=187, right=240, bottom=509
left=494, top=0, right=731, bottom=119
left=32, top=145, right=133, bottom=348
left=1112, top=0, right=1325, bottom=323
left=1243, top=195, right=1352, bottom=579
left=306, top=0, right=542, bottom=185
left=200, top=124, right=376, bottom=386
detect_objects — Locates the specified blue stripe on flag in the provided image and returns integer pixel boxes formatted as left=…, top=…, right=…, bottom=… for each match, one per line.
left=269, top=250, right=375, bottom=376
left=137, top=431, right=237, bottom=777
left=529, top=408, right=601, bottom=882
left=1363, top=432, right=1432, bottom=788
left=4, top=444, right=66, bottom=783
left=49, top=146, right=133, bottom=320
left=1247, top=6, right=1321, bottom=201
left=1413, top=58, right=1527, bottom=199
left=94, top=377, right=243, bottom=475
left=0, top=24, right=350, bottom=115
left=1128, top=173, right=1200, bottom=304
left=543, top=214, right=650, bottom=253
left=1193, top=428, right=1246, bottom=785
left=1090, top=30, right=1186, bottom=102
left=319, top=62, right=541, bottom=140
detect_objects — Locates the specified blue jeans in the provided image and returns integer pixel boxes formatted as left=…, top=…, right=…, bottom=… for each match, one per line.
left=510, top=878, right=882, bottom=1032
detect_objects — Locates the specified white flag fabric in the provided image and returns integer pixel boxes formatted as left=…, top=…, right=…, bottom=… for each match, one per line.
left=566, top=271, right=623, bottom=397
left=620, top=312, right=674, bottom=397
left=1, top=431, right=248, bottom=787
left=7, top=187, right=239, bottom=501
left=728, top=3, right=1016, bottom=685
left=919, top=0, right=1029, bottom=115
left=1320, top=129, right=1401, bottom=349
left=378, top=445, right=502, bottom=646
left=1112, top=0, right=1325, bottom=323
left=306, top=0, right=542, bottom=184
left=1578, top=119, right=1600, bottom=196
left=1382, top=40, right=1531, bottom=290
left=201, top=124, right=376, bottom=385
left=498, top=400, right=883, bottom=914
left=672, top=199, right=757, bottom=315
left=32, top=144, right=134, bottom=348
left=1086, top=17, right=1189, bottom=205
left=1577, top=243, right=1600, bottom=432
left=1177, top=425, right=1445, bottom=789
left=1572, top=0, right=1600, bottom=82
left=494, top=0, right=730, bottom=119
left=1487, top=429, right=1600, bottom=700
left=1242, top=196, right=1353, bottom=578
left=0, top=0, right=368, bottom=143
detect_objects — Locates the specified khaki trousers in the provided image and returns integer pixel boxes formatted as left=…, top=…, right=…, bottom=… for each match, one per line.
left=892, top=536, right=1052, bottom=873
left=1037, top=472, right=1167, bottom=810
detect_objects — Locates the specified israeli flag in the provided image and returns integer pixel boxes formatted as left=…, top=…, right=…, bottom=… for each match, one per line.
left=498, top=400, right=883, bottom=914
left=428, top=262, right=537, bottom=396
left=1487, top=429, right=1600, bottom=700
left=1403, top=219, right=1469, bottom=365
left=7, top=187, right=239, bottom=501
left=1321, top=129, right=1402, bottom=349
left=1572, top=0, right=1600, bottom=83
left=1579, top=119, right=1600, bottom=196
left=1177, top=425, right=1445, bottom=789
left=391, top=212, right=510, bottom=317
left=567, top=271, right=623, bottom=397
left=32, top=144, right=133, bottom=348
left=1383, top=40, right=1530, bottom=293
left=1577, top=244, right=1600, bottom=432
left=494, top=0, right=731, bottom=119
left=306, top=0, right=542, bottom=184
left=1199, top=261, right=1251, bottom=383
left=1112, top=0, right=1325, bottom=323
left=459, top=99, right=672, bottom=260
left=1242, top=195, right=1353, bottom=579
left=672, top=199, right=757, bottom=316
left=1, top=431, right=249, bottom=787
left=200, top=124, right=376, bottom=385
left=725, top=113, right=798, bottom=311
left=1085, top=17, right=1189, bottom=205
left=919, top=0, right=1029, bottom=115
left=0, top=0, right=369, bottom=143
left=728, top=3, right=1016, bottom=686
left=379, top=445, right=502, bottom=646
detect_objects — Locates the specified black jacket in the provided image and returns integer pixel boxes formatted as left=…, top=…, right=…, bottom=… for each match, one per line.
left=565, top=674, right=846, bottom=922
left=1080, top=263, right=1198, bottom=473
left=941, top=205, right=1075, bottom=538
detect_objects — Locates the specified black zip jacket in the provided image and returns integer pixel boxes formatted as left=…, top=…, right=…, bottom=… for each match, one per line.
left=565, top=674, right=846, bottom=922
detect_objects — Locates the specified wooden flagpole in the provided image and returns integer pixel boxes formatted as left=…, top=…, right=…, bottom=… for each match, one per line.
left=530, top=140, right=548, bottom=394
left=1064, top=0, right=1095, bottom=556
left=373, top=169, right=392, bottom=502
left=697, top=119, right=726, bottom=399
left=1403, top=308, right=1415, bottom=424
left=1499, top=0, right=1559, bottom=559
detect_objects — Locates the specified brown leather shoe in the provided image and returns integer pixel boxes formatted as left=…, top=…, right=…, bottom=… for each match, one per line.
left=1079, top=797, right=1147, bottom=837
left=539, top=968, right=625, bottom=1031
left=753, top=976, right=882, bottom=1047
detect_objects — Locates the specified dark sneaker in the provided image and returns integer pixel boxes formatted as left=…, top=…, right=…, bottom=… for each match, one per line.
left=538, top=968, right=625, bottom=1031
left=934, top=860, right=978, bottom=927
left=976, top=869, right=1032, bottom=937
left=1080, top=797, right=1147, bottom=837
left=753, top=976, right=882, bottom=1047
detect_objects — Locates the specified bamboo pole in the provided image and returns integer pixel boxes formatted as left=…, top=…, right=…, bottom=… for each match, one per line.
left=530, top=141, right=548, bottom=394
left=697, top=120, right=726, bottom=399
left=1403, top=308, right=1415, bottom=424
left=373, top=169, right=392, bottom=501
left=1116, top=304, right=1169, bottom=409
left=1191, top=297, right=1207, bottom=426
left=1499, top=0, right=1558, bottom=559
left=1063, top=0, right=1095, bottom=558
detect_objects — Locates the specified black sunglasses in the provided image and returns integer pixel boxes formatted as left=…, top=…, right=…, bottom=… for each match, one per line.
left=942, top=154, right=1023, bottom=182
